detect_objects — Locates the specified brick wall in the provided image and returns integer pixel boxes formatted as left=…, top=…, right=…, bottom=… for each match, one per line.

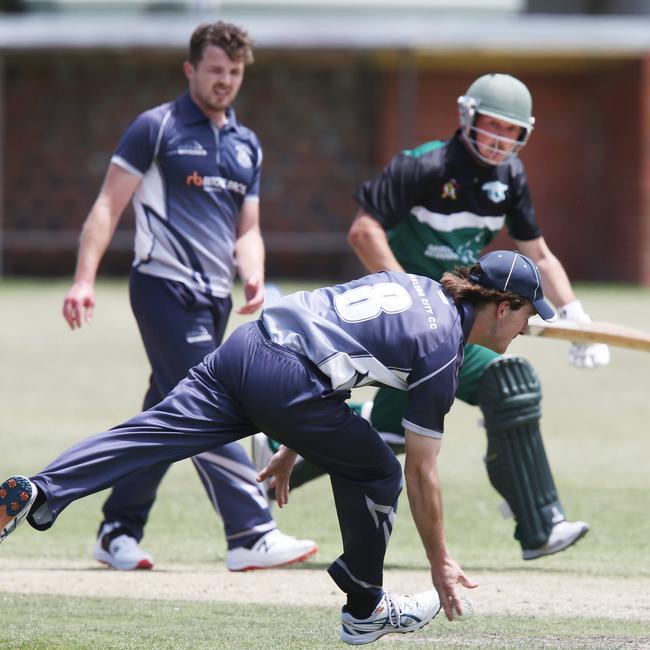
left=2, top=50, right=377, bottom=279
left=4, top=51, right=183, bottom=274
left=3, top=49, right=650, bottom=283
left=640, top=58, right=650, bottom=284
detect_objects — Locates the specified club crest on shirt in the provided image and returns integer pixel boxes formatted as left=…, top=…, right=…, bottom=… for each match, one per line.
left=235, top=144, right=253, bottom=169
left=481, top=180, right=508, bottom=203
left=441, top=179, right=459, bottom=200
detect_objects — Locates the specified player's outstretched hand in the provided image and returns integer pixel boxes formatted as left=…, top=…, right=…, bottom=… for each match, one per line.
left=63, top=280, right=96, bottom=330
left=256, top=445, right=298, bottom=508
left=430, top=554, right=479, bottom=621
left=237, top=275, right=265, bottom=315
left=559, top=300, right=611, bottom=369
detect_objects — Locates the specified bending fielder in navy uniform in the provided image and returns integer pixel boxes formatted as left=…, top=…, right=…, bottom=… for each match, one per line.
left=1, top=250, right=554, bottom=645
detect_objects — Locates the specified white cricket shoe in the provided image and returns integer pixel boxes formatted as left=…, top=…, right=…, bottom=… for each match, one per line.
left=0, top=475, right=37, bottom=545
left=522, top=520, right=590, bottom=560
left=93, top=522, right=154, bottom=570
left=340, top=590, right=441, bottom=645
left=226, top=528, right=317, bottom=572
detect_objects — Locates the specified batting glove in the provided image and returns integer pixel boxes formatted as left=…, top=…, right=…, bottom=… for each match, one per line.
left=559, top=299, right=611, bottom=369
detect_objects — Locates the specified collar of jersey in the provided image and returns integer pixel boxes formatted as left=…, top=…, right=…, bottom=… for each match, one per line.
left=456, top=299, right=476, bottom=343
left=176, top=91, right=238, bottom=132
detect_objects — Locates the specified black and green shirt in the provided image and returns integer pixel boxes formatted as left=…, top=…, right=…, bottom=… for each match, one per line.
left=354, top=130, right=542, bottom=280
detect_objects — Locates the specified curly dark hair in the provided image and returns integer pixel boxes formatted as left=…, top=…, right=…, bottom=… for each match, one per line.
left=188, top=22, right=254, bottom=66
left=440, top=263, right=528, bottom=311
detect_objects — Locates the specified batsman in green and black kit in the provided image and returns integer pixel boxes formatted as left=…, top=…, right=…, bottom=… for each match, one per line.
left=258, top=73, right=610, bottom=560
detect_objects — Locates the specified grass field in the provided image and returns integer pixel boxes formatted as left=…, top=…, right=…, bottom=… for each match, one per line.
left=1, top=278, right=649, bottom=649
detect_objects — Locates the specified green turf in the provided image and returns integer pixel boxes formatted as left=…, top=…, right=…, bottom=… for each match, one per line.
left=1, top=593, right=649, bottom=649
left=1, top=278, right=649, bottom=648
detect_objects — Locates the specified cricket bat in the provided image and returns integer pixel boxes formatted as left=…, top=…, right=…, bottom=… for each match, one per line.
left=526, top=316, right=650, bottom=353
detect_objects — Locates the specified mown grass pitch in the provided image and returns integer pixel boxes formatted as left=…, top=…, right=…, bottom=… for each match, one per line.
left=1, top=278, right=649, bottom=649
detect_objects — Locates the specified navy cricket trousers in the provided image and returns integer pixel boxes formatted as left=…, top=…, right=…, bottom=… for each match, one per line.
left=30, top=322, right=403, bottom=596
left=100, top=270, right=274, bottom=546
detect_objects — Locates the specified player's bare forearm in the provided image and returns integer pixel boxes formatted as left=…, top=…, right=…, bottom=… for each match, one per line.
left=64, top=164, right=139, bottom=329
left=73, top=207, right=119, bottom=283
left=404, top=430, right=478, bottom=620
left=515, top=237, right=575, bottom=308
left=535, top=257, right=575, bottom=308
left=235, top=228, right=265, bottom=285
left=235, top=228, right=265, bottom=314
left=404, top=434, right=447, bottom=563
left=235, top=200, right=265, bottom=313
left=74, top=163, right=140, bottom=284
left=348, top=211, right=404, bottom=273
left=63, top=206, right=121, bottom=329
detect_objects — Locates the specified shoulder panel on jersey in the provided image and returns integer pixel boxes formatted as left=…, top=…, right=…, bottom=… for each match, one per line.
left=154, top=109, right=173, bottom=159
left=137, top=101, right=174, bottom=132
left=403, top=140, right=445, bottom=158
left=113, top=102, right=172, bottom=177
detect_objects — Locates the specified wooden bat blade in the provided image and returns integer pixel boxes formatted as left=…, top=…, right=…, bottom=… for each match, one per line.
left=526, top=316, right=650, bottom=353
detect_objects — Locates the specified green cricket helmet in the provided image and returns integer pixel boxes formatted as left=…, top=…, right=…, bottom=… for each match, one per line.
left=457, top=73, right=535, bottom=165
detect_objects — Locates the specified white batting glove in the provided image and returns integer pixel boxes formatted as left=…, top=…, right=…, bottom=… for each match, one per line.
left=559, top=300, right=611, bottom=369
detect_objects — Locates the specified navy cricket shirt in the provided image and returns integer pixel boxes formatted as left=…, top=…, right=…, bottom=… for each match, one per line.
left=111, top=91, right=262, bottom=297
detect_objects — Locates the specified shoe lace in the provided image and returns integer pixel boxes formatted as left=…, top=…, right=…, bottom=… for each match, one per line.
left=383, top=592, right=404, bottom=628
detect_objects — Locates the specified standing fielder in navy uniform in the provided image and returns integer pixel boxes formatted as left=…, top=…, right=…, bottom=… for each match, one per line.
left=3, top=250, right=555, bottom=644
left=61, top=22, right=316, bottom=571
left=258, top=73, right=609, bottom=560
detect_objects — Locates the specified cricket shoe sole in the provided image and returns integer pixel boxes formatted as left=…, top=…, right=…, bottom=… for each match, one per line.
left=0, top=475, right=37, bottom=544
